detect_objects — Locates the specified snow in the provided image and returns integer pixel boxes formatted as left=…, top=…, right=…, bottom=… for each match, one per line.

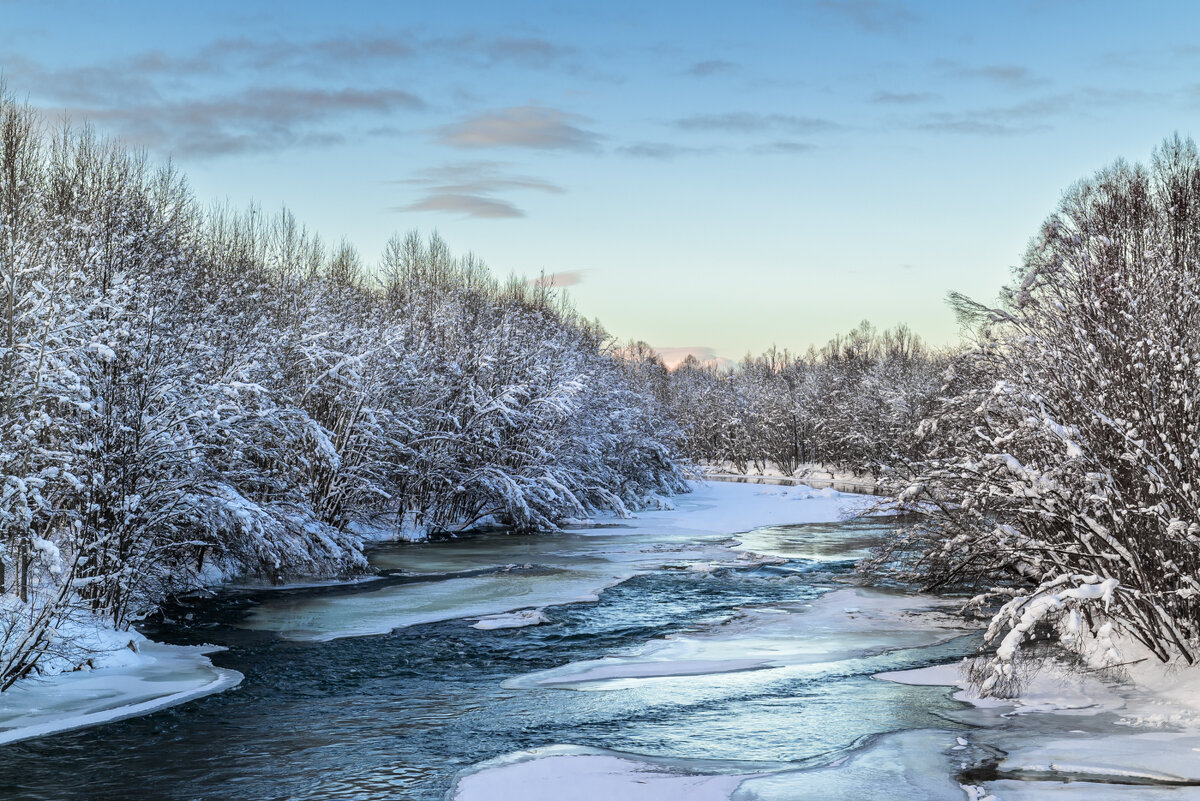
left=450, top=730, right=971, bottom=801
left=450, top=746, right=750, bottom=801
left=0, top=636, right=241, bottom=746
left=876, top=628, right=1200, bottom=798
left=471, top=608, right=550, bottom=630
left=239, top=480, right=872, bottom=642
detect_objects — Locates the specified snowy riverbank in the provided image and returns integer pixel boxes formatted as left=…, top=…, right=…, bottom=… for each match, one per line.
left=879, top=645, right=1200, bottom=798
left=0, top=632, right=241, bottom=745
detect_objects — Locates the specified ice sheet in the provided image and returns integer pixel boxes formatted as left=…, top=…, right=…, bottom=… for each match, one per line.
left=0, top=639, right=241, bottom=745
left=450, top=746, right=750, bottom=801
left=238, top=568, right=612, bottom=641
left=505, top=587, right=967, bottom=690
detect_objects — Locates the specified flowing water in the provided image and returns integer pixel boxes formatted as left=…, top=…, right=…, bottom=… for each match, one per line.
left=0, top=503, right=1034, bottom=800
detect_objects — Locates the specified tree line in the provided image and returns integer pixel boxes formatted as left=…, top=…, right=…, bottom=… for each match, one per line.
left=663, top=323, right=948, bottom=478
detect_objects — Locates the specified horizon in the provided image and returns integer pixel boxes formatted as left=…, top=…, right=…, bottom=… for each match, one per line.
left=4, top=0, right=1199, bottom=361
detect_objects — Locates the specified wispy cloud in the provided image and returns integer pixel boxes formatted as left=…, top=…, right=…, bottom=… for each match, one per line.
left=526, top=270, right=585, bottom=288
left=814, top=0, right=917, bottom=32
left=751, top=140, right=817, bottom=155
left=654, top=346, right=733, bottom=371
left=394, top=161, right=564, bottom=219
left=911, top=88, right=1152, bottom=136
left=685, top=59, right=738, bottom=77
left=65, top=87, right=425, bottom=157
left=871, top=90, right=940, bottom=104
left=672, top=112, right=840, bottom=134
left=3, top=31, right=583, bottom=159
left=935, top=60, right=1049, bottom=89
left=617, top=141, right=714, bottom=159
left=437, top=106, right=602, bottom=151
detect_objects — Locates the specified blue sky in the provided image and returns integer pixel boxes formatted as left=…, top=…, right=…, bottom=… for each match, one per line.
left=2, top=0, right=1197, bottom=362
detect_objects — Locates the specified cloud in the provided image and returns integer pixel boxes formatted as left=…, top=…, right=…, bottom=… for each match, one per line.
left=526, top=270, right=585, bottom=288
left=4, top=31, right=582, bottom=159
left=935, top=61, right=1049, bottom=89
left=685, top=59, right=738, bottom=77
left=916, top=115, right=1046, bottom=136
left=617, top=141, right=713, bottom=159
left=437, top=106, right=602, bottom=151
left=672, top=112, right=840, bottom=134
left=66, top=87, right=425, bottom=157
left=814, top=0, right=917, bottom=32
left=751, top=140, right=817, bottom=155
left=912, top=88, right=1154, bottom=136
left=118, top=33, right=573, bottom=76
left=871, top=90, right=940, bottom=104
left=398, top=194, right=525, bottom=218
left=394, top=161, right=564, bottom=219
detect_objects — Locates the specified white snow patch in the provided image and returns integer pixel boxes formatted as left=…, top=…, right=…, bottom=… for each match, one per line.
left=0, top=637, right=241, bottom=745
left=450, top=746, right=749, bottom=801
left=471, top=609, right=550, bottom=630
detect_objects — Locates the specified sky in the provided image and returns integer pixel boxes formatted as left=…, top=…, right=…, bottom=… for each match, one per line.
left=2, top=0, right=1198, bottom=363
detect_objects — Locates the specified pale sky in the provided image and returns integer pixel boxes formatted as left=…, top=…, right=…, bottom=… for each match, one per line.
left=3, top=0, right=1198, bottom=360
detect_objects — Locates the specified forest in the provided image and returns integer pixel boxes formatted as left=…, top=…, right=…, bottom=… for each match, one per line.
left=6, top=75, right=1200, bottom=708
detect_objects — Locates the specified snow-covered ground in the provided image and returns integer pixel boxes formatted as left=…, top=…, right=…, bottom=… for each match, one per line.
left=239, top=480, right=872, bottom=642
left=0, top=633, right=241, bottom=745
left=878, top=648, right=1200, bottom=798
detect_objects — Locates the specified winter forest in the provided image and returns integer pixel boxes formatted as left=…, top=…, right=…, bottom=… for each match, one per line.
left=8, top=76, right=1200, bottom=796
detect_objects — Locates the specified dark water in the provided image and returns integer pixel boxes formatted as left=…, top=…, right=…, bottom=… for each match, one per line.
left=0, top=519, right=976, bottom=801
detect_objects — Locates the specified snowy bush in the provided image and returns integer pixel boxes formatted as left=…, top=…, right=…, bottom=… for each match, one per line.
left=880, top=135, right=1200, bottom=686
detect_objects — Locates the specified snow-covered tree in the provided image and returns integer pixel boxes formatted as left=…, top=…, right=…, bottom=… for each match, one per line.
left=882, top=135, right=1200, bottom=691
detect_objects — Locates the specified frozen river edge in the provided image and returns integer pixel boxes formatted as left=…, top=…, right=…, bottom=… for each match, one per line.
left=0, top=639, right=242, bottom=746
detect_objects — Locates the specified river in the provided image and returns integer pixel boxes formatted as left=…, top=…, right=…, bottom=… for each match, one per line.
left=0, top=482, right=1138, bottom=800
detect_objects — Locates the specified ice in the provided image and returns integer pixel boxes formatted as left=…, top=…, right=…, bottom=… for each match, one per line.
left=0, top=639, right=241, bottom=745
left=734, top=729, right=970, bottom=800
left=471, top=608, right=550, bottom=629
left=240, top=481, right=872, bottom=641
left=996, top=731, right=1200, bottom=783
left=731, top=519, right=889, bottom=563
left=505, top=587, right=968, bottom=690
left=449, top=745, right=751, bottom=801
left=450, top=730, right=970, bottom=801
left=238, top=568, right=611, bottom=641
left=876, top=659, right=1124, bottom=714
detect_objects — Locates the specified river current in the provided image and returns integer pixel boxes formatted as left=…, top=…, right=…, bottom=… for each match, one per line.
left=0, top=489, right=993, bottom=800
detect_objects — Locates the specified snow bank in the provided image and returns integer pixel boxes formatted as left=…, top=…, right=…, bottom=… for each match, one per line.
left=0, top=636, right=241, bottom=745
left=877, top=629, right=1200, bottom=798
left=877, top=660, right=1123, bottom=714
